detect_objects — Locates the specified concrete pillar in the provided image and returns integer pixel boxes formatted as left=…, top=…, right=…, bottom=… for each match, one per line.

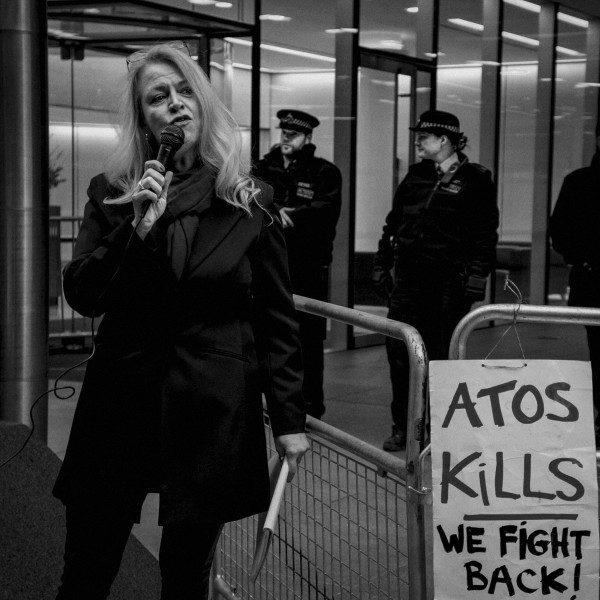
left=0, top=0, right=49, bottom=440
left=330, top=0, right=358, bottom=351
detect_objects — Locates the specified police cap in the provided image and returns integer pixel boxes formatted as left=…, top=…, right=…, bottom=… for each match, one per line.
left=410, top=110, right=462, bottom=138
left=277, top=109, right=320, bottom=134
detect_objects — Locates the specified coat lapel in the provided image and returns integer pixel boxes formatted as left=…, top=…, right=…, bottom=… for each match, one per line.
left=184, top=199, right=246, bottom=278
left=158, top=166, right=246, bottom=279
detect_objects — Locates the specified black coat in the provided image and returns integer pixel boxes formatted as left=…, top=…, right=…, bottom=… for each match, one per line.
left=53, top=168, right=306, bottom=525
left=373, top=155, right=499, bottom=329
left=550, top=152, right=600, bottom=308
left=374, top=155, right=498, bottom=279
left=254, top=144, right=342, bottom=280
left=254, top=144, right=342, bottom=339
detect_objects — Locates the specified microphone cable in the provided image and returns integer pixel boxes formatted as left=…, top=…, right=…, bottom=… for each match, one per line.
left=0, top=208, right=150, bottom=469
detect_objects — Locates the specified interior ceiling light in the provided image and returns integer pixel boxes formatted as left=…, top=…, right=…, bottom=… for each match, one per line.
left=556, top=46, right=583, bottom=57
left=450, top=19, right=537, bottom=50
left=371, top=79, right=395, bottom=86
left=187, top=0, right=216, bottom=4
left=449, top=20, right=582, bottom=56
left=467, top=60, right=501, bottom=66
left=224, top=37, right=335, bottom=62
left=48, top=28, right=83, bottom=39
left=212, top=61, right=333, bottom=74
left=405, top=6, right=418, bottom=13
left=447, top=18, right=484, bottom=32
left=325, top=28, right=358, bottom=34
left=215, top=2, right=233, bottom=7
left=261, top=43, right=335, bottom=62
left=501, top=31, right=538, bottom=47
left=504, top=0, right=540, bottom=13
left=558, top=13, right=589, bottom=28
left=381, top=39, right=404, bottom=49
left=504, top=0, right=588, bottom=28
left=260, top=14, right=291, bottom=21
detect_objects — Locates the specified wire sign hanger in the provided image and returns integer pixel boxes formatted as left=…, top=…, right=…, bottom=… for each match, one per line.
left=482, top=276, right=527, bottom=369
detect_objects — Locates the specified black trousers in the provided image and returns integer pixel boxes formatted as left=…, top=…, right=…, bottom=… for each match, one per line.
left=55, top=500, right=222, bottom=600
left=386, top=275, right=471, bottom=434
left=293, top=264, right=329, bottom=419
left=299, top=332, right=325, bottom=418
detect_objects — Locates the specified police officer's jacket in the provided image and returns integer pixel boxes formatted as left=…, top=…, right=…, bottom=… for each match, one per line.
left=550, top=151, right=600, bottom=308
left=374, top=153, right=499, bottom=280
left=254, top=143, right=342, bottom=268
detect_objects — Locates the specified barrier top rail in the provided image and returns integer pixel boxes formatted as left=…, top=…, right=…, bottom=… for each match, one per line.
left=293, top=294, right=429, bottom=600
left=293, top=294, right=427, bottom=460
left=449, top=303, right=600, bottom=360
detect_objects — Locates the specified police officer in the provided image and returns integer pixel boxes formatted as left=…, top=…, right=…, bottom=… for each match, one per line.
left=254, top=109, right=342, bottom=419
left=372, top=110, right=499, bottom=451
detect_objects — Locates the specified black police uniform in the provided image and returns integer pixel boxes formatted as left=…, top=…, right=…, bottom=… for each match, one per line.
left=255, top=140, right=342, bottom=418
left=373, top=152, right=499, bottom=443
left=550, top=151, right=600, bottom=435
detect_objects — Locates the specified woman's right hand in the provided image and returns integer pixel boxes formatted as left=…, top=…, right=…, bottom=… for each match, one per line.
left=131, top=160, right=173, bottom=239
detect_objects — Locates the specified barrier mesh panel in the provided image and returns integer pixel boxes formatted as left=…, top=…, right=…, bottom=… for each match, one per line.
left=216, top=425, right=409, bottom=599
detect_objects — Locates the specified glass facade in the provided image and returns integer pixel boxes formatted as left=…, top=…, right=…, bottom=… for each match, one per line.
left=437, top=0, right=483, bottom=162
left=549, top=7, right=600, bottom=304
left=44, top=0, right=600, bottom=349
left=360, top=0, right=419, bottom=57
left=259, top=0, right=337, bottom=161
left=494, top=0, right=540, bottom=302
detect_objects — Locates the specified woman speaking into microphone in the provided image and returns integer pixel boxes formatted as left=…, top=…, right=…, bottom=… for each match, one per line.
left=53, top=41, right=309, bottom=600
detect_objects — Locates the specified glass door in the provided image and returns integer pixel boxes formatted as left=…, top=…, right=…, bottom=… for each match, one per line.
left=352, top=57, right=432, bottom=347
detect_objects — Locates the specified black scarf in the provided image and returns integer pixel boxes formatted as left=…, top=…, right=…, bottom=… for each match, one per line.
left=154, top=165, right=216, bottom=281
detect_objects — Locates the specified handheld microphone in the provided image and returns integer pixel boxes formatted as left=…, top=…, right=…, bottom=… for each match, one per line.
left=102, top=124, right=186, bottom=205
left=156, top=124, right=185, bottom=169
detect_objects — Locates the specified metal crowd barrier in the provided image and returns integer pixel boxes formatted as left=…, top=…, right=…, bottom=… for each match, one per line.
left=48, top=220, right=431, bottom=597
left=448, top=303, right=600, bottom=361
left=448, top=303, right=600, bottom=466
left=212, top=296, right=429, bottom=600
left=49, top=214, right=94, bottom=345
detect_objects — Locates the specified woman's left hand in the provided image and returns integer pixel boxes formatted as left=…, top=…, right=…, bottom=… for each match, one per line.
left=274, top=433, right=310, bottom=482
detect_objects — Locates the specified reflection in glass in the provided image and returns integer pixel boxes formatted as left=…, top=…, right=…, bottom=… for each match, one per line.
left=259, top=0, right=336, bottom=162
left=354, top=68, right=397, bottom=330
left=186, top=0, right=251, bottom=24
left=48, top=48, right=122, bottom=221
left=496, top=0, right=539, bottom=302
left=210, top=38, right=254, bottom=162
left=437, top=0, right=483, bottom=162
left=549, top=10, right=598, bottom=306
left=360, top=0, right=419, bottom=57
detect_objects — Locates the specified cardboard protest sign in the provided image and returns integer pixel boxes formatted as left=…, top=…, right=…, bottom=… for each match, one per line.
left=430, top=360, right=599, bottom=599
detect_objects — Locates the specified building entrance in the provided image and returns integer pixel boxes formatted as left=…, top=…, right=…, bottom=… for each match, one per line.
left=352, top=56, right=432, bottom=347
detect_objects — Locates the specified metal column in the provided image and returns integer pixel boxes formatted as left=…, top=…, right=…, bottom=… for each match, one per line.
left=0, top=0, right=49, bottom=440
left=529, top=3, right=558, bottom=305
left=330, top=0, right=358, bottom=351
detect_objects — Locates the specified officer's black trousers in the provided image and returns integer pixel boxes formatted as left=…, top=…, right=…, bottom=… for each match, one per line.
left=386, top=275, right=471, bottom=436
left=55, top=501, right=222, bottom=600
left=300, top=333, right=325, bottom=418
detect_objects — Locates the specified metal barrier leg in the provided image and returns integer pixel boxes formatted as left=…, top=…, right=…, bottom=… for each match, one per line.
left=211, top=548, right=242, bottom=599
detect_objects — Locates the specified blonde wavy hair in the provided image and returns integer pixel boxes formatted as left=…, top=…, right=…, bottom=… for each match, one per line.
left=105, top=43, right=259, bottom=213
